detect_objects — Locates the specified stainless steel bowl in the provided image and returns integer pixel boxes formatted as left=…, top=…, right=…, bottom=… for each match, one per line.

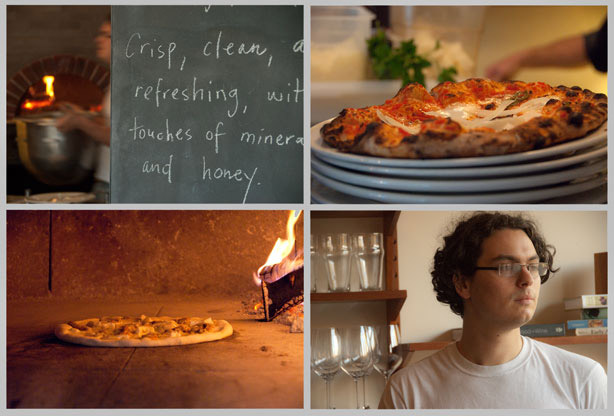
left=14, top=114, right=97, bottom=186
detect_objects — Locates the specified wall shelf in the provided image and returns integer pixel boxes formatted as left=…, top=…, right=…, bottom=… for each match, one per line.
left=311, top=210, right=402, bottom=325
left=312, top=290, right=407, bottom=323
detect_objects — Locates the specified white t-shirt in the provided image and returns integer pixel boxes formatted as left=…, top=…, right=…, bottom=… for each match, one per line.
left=94, top=90, right=111, bottom=182
left=379, top=336, right=607, bottom=409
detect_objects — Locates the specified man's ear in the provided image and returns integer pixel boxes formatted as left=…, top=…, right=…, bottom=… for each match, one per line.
left=453, top=273, right=471, bottom=299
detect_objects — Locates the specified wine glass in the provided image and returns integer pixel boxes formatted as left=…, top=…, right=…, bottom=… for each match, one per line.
left=340, top=326, right=374, bottom=409
left=373, top=324, right=403, bottom=383
left=360, top=325, right=378, bottom=409
left=311, top=327, right=342, bottom=409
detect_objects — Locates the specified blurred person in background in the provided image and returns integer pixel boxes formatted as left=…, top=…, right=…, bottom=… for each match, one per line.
left=486, top=19, right=606, bottom=81
left=56, top=16, right=111, bottom=202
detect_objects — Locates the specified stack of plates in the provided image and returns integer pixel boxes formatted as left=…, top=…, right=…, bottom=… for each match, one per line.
left=311, top=121, right=607, bottom=204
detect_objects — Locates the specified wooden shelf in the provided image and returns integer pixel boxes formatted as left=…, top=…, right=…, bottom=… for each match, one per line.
left=402, top=335, right=607, bottom=352
left=534, top=334, right=607, bottom=345
left=311, top=290, right=406, bottom=302
left=311, top=290, right=407, bottom=324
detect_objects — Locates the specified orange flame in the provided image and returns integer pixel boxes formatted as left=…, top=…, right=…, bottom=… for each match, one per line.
left=43, top=76, right=55, bottom=99
left=253, top=210, right=302, bottom=285
left=21, top=75, right=56, bottom=111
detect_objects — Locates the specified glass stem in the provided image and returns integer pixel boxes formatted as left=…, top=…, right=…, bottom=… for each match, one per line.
left=354, top=378, right=360, bottom=409
left=325, top=378, right=331, bottom=409
left=362, top=376, right=368, bottom=408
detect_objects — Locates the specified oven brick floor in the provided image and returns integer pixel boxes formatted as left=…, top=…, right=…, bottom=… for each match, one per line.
left=7, top=297, right=303, bottom=408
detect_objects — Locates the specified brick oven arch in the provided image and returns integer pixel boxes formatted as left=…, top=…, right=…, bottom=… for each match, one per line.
left=7, top=54, right=110, bottom=118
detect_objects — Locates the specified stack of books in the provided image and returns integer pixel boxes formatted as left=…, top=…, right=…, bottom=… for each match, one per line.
left=520, top=294, right=608, bottom=338
left=564, top=294, right=608, bottom=336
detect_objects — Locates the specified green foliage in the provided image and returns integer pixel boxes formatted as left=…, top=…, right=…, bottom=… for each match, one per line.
left=437, top=66, right=457, bottom=83
left=367, top=29, right=458, bottom=87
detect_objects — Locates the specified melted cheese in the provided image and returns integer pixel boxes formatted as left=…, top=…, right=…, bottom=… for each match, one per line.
left=67, top=316, right=210, bottom=340
left=376, top=95, right=557, bottom=133
left=426, top=95, right=557, bottom=131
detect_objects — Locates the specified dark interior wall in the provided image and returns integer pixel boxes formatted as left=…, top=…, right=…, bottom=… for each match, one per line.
left=7, top=5, right=110, bottom=80
left=7, top=210, right=304, bottom=299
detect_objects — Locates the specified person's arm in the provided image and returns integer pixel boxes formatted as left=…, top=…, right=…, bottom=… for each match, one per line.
left=55, top=103, right=110, bottom=145
left=485, top=35, right=588, bottom=81
left=584, top=19, right=607, bottom=72
left=56, top=114, right=110, bottom=145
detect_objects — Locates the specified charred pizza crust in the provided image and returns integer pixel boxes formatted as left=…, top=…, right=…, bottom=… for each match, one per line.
left=321, top=79, right=607, bottom=159
left=55, top=315, right=233, bottom=347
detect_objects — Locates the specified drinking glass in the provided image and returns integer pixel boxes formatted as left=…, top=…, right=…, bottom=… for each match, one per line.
left=373, top=324, right=403, bottom=383
left=351, top=233, right=385, bottom=291
left=340, top=326, right=374, bottom=409
left=322, top=233, right=351, bottom=292
left=310, top=234, right=317, bottom=292
left=311, top=327, right=342, bottom=409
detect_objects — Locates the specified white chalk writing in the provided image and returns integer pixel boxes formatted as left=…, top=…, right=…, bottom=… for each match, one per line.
left=203, top=121, right=225, bottom=154
left=129, top=117, right=192, bottom=142
left=240, top=129, right=303, bottom=146
left=142, top=154, right=173, bottom=183
left=125, top=32, right=185, bottom=70
left=203, top=30, right=268, bottom=60
left=133, top=77, right=239, bottom=117
left=117, top=8, right=302, bottom=203
left=292, top=40, right=304, bottom=53
left=202, top=156, right=258, bottom=203
left=267, top=78, right=303, bottom=103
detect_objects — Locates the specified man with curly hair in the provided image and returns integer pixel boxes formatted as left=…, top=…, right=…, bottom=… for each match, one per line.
left=379, top=212, right=607, bottom=409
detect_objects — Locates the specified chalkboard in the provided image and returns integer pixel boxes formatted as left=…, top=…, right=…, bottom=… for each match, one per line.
left=110, top=6, right=303, bottom=203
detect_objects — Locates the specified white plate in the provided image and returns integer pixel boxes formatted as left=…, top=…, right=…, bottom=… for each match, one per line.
left=311, top=169, right=607, bottom=204
left=312, top=155, right=607, bottom=193
left=311, top=176, right=607, bottom=204
left=25, top=192, right=96, bottom=204
left=315, top=145, right=607, bottom=179
left=311, top=120, right=607, bottom=168
left=311, top=179, right=375, bottom=204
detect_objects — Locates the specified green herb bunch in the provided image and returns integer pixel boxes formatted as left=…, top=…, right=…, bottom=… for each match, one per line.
left=367, top=29, right=458, bottom=87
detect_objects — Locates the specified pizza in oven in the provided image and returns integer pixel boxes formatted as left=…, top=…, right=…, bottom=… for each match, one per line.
left=320, top=78, right=607, bottom=158
left=55, top=315, right=233, bottom=347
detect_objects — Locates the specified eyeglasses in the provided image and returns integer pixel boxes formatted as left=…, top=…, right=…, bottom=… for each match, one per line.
left=475, top=262, right=548, bottom=278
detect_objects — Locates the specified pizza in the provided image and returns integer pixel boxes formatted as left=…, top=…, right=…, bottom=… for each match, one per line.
left=55, top=315, right=233, bottom=347
left=320, top=78, right=607, bottom=158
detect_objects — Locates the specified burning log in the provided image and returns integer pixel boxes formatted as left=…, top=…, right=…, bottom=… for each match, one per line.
left=254, top=210, right=304, bottom=322
left=261, top=266, right=304, bottom=321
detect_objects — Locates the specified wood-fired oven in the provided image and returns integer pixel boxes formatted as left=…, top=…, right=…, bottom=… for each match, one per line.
left=6, top=210, right=303, bottom=408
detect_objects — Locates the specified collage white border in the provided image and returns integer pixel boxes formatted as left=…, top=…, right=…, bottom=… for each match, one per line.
left=1, top=0, right=611, bottom=415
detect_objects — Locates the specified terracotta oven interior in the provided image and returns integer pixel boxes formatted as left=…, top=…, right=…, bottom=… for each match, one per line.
left=6, top=210, right=304, bottom=408
left=7, top=56, right=109, bottom=118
